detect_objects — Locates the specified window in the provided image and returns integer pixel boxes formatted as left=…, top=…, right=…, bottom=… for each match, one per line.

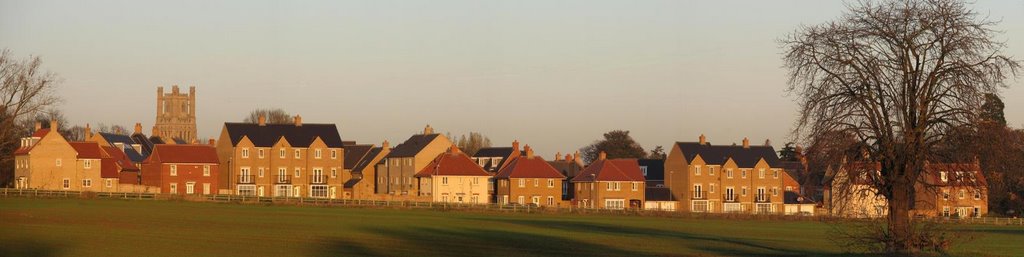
left=105, top=179, right=113, bottom=188
left=315, top=149, right=322, bottom=159
left=518, top=196, right=525, bottom=204
left=279, top=149, right=286, bottom=158
left=693, top=184, right=703, bottom=198
left=311, top=185, right=328, bottom=198
left=640, top=166, right=648, bottom=176
left=725, top=187, right=735, bottom=201
left=170, top=183, right=178, bottom=194
left=295, top=149, right=301, bottom=159
left=692, top=200, right=709, bottom=212
left=727, top=169, right=734, bottom=178
left=759, top=168, right=765, bottom=179
left=741, top=169, right=747, bottom=178
left=295, top=168, right=301, bottom=178
left=518, top=179, right=525, bottom=188
left=240, top=167, right=252, bottom=183
left=547, top=179, right=555, bottom=188
left=534, top=179, right=539, bottom=187
left=331, top=150, right=337, bottom=159
left=331, top=168, right=337, bottom=178
left=604, top=199, right=625, bottom=210
left=772, top=187, right=779, bottom=196
left=710, top=183, right=716, bottom=194
left=547, top=196, right=554, bottom=206
left=82, top=179, right=92, bottom=188
left=709, top=166, right=715, bottom=176
left=62, top=179, right=70, bottom=189
left=471, top=195, right=479, bottom=203
left=258, top=167, right=265, bottom=178
left=442, top=177, right=448, bottom=185
left=473, top=177, right=479, bottom=185
left=203, top=183, right=210, bottom=195
left=695, top=166, right=702, bottom=175
left=943, top=190, right=949, bottom=200
left=958, top=190, right=965, bottom=199
left=942, top=207, right=950, bottom=217
left=757, top=187, right=766, bottom=202
left=256, top=149, right=263, bottom=159
left=170, top=165, right=177, bottom=176
left=203, top=165, right=210, bottom=176
left=940, top=171, right=948, bottom=182
left=293, top=187, right=301, bottom=197
left=632, top=182, right=638, bottom=191
left=241, top=148, right=250, bottom=158
left=741, top=187, right=748, bottom=196
left=186, top=182, right=195, bottom=194
left=56, top=159, right=62, bottom=167
left=84, top=160, right=92, bottom=169
left=237, top=185, right=256, bottom=196
left=974, top=190, right=982, bottom=200
left=606, top=182, right=612, bottom=191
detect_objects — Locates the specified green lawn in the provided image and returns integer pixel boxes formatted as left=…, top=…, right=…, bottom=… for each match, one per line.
left=0, top=198, right=1021, bottom=257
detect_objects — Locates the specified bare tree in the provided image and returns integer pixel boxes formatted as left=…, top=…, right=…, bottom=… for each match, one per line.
left=243, top=108, right=292, bottom=124
left=0, top=49, right=62, bottom=187
left=782, top=0, right=1019, bottom=254
left=454, top=132, right=492, bottom=156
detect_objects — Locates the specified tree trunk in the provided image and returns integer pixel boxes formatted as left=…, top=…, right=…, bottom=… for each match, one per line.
left=888, top=181, right=915, bottom=255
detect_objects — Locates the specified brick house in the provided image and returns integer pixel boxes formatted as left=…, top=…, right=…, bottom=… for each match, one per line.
left=375, top=125, right=453, bottom=196
left=342, top=141, right=390, bottom=199
left=825, top=161, right=989, bottom=218
left=141, top=144, right=220, bottom=195
left=572, top=152, right=646, bottom=209
left=494, top=145, right=566, bottom=207
left=547, top=151, right=584, bottom=201
left=665, top=135, right=785, bottom=214
left=471, top=141, right=524, bottom=202
left=413, top=146, right=490, bottom=203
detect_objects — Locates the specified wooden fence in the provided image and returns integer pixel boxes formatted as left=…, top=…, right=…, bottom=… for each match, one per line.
left=3, top=188, right=1022, bottom=225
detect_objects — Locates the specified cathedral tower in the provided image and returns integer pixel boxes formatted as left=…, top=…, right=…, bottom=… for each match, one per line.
left=154, top=85, right=197, bottom=142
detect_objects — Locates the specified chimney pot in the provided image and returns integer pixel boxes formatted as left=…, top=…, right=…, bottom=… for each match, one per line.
left=525, top=145, right=534, bottom=159
left=134, top=123, right=142, bottom=134
left=382, top=140, right=390, bottom=149
left=512, top=140, right=520, bottom=151
left=209, top=139, right=216, bottom=146
left=258, top=115, right=267, bottom=126
left=84, top=124, right=92, bottom=139
left=764, top=139, right=771, bottom=147
left=554, top=152, right=562, bottom=161
left=424, top=125, right=434, bottom=135
left=565, top=153, right=572, bottom=161
left=699, top=134, right=707, bottom=145
left=599, top=151, right=607, bottom=161
left=294, top=115, right=302, bottom=127
left=742, top=137, right=750, bottom=148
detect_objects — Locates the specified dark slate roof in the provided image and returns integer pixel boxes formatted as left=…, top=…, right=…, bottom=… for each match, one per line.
left=149, top=136, right=166, bottom=145
left=638, top=159, right=665, bottom=181
left=645, top=187, right=673, bottom=201
left=675, top=142, right=781, bottom=167
left=100, top=132, right=149, bottom=162
left=223, top=123, right=344, bottom=148
left=473, top=147, right=524, bottom=172
left=784, top=191, right=816, bottom=204
left=548, top=160, right=585, bottom=178
left=387, top=134, right=441, bottom=158
left=172, top=138, right=188, bottom=144
left=131, top=133, right=155, bottom=156
left=353, top=147, right=384, bottom=173
left=344, top=144, right=374, bottom=170
left=779, top=161, right=805, bottom=183
left=99, top=133, right=134, bottom=146
left=344, top=178, right=361, bottom=188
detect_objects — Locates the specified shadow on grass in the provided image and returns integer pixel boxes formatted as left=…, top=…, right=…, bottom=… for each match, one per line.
left=0, top=238, right=65, bottom=257
left=469, top=218, right=886, bottom=257
left=313, top=225, right=645, bottom=257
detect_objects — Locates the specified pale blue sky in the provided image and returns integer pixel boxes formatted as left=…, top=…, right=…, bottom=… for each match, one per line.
left=2, top=0, right=1022, bottom=156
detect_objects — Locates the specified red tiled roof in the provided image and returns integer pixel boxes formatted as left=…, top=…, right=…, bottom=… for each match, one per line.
left=14, top=129, right=52, bottom=155
left=69, top=142, right=105, bottom=159
left=921, top=163, right=986, bottom=187
left=571, top=159, right=645, bottom=182
left=102, top=146, right=139, bottom=172
left=494, top=156, right=566, bottom=179
left=146, top=144, right=219, bottom=164
left=414, top=151, right=490, bottom=177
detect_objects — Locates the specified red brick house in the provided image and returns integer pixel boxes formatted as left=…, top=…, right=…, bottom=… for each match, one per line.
left=141, top=144, right=220, bottom=195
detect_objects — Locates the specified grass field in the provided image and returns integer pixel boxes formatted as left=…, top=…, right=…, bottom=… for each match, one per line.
left=1, top=198, right=1022, bottom=257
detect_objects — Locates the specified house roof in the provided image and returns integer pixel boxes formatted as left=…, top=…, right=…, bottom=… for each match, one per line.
left=675, top=142, right=781, bottom=167
left=784, top=191, right=816, bottom=204
left=102, top=146, right=139, bottom=172
left=353, top=147, right=384, bottom=173
left=223, top=123, right=344, bottom=148
left=921, top=163, right=987, bottom=187
left=130, top=133, right=155, bottom=156
left=387, top=134, right=441, bottom=158
left=344, top=144, right=374, bottom=170
left=645, top=187, right=673, bottom=201
left=472, top=147, right=523, bottom=172
left=69, top=142, right=105, bottom=159
left=494, top=156, right=566, bottom=179
left=414, top=150, right=490, bottom=177
left=14, top=129, right=51, bottom=155
left=146, top=144, right=220, bottom=164
left=638, top=159, right=665, bottom=181
left=547, top=160, right=585, bottom=178
left=571, top=159, right=645, bottom=182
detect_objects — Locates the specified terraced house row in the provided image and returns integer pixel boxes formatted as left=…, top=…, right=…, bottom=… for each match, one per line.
left=9, top=86, right=988, bottom=217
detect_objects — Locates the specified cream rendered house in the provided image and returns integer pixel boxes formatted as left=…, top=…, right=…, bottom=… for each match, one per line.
left=414, top=146, right=491, bottom=204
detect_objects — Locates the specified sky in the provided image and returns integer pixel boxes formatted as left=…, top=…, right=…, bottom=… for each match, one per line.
left=2, top=0, right=1023, bottom=157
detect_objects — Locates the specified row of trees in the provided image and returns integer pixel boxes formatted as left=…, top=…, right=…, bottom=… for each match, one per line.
left=0, top=49, right=62, bottom=187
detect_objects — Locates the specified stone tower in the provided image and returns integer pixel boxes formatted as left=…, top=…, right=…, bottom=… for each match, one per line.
left=154, top=85, right=197, bottom=142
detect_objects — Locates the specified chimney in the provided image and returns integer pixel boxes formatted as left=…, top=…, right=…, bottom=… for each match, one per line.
left=742, top=137, right=750, bottom=148
left=599, top=151, right=607, bottom=161
left=209, top=139, right=216, bottom=146
left=554, top=152, right=562, bottom=161
left=134, top=123, right=142, bottom=134
left=565, top=153, right=572, bottom=162
left=699, top=134, right=707, bottom=145
left=294, top=115, right=302, bottom=127
left=84, top=124, right=92, bottom=139
left=512, top=140, right=520, bottom=151
left=34, top=122, right=41, bottom=131
left=423, top=125, right=434, bottom=135
left=382, top=140, right=390, bottom=149
left=152, top=126, right=160, bottom=137
left=573, top=151, right=580, bottom=162
left=525, top=145, right=534, bottom=159
left=450, top=144, right=460, bottom=154
left=258, top=115, right=266, bottom=126
left=764, top=139, right=772, bottom=147
left=49, top=119, right=58, bottom=131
